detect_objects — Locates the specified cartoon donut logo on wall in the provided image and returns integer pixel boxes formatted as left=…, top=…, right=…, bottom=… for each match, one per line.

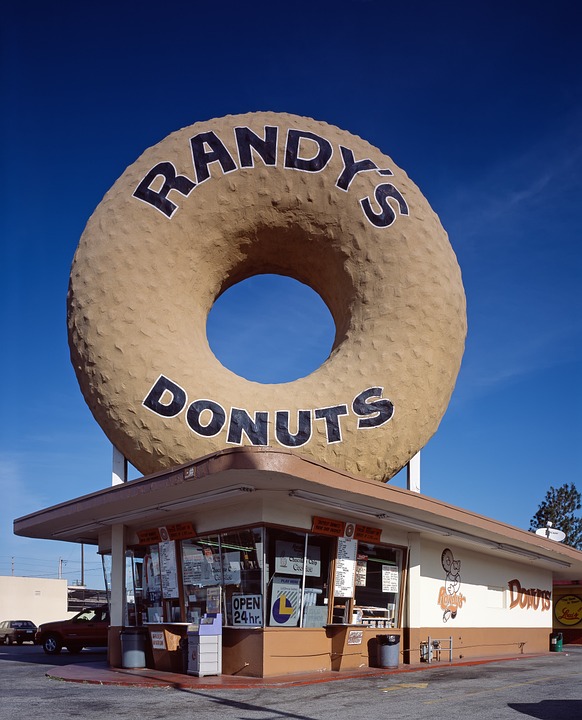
left=67, top=112, right=466, bottom=482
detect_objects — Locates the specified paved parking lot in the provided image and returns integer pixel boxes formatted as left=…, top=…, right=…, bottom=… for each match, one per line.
left=0, top=643, right=581, bottom=720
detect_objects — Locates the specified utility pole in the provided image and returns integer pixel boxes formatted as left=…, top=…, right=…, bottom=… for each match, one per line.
left=81, top=544, right=85, bottom=586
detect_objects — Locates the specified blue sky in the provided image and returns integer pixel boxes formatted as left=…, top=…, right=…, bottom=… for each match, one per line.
left=1, top=1, right=581, bottom=587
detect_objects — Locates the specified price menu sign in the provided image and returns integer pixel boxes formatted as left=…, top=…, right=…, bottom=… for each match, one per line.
left=382, top=564, right=399, bottom=593
left=334, top=537, right=357, bottom=597
left=159, top=540, right=179, bottom=599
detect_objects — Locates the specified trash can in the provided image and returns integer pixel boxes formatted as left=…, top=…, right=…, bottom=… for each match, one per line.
left=550, top=632, right=563, bottom=652
left=120, top=627, right=147, bottom=668
left=377, top=634, right=400, bottom=668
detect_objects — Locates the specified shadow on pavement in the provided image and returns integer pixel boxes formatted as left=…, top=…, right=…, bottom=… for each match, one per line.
left=0, top=644, right=107, bottom=667
left=181, top=690, right=318, bottom=720
left=508, top=701, right=582, bottom=720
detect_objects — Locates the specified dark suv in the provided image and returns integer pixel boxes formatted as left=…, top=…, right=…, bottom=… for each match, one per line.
left=0, top=620, right=37, bottom=644
left=35, top=606, right=110, bottom=655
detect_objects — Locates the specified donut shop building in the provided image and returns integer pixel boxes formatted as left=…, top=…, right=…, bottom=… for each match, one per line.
left=14, top=112, right=582, bottom=677
left=14, top=447, right=582, bottom=676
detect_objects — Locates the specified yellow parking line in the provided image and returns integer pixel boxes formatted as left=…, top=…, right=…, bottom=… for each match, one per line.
left=381, top=682, right=429, bottom=692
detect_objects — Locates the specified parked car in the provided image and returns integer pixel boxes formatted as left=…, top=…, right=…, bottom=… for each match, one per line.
left=35, top=606, right=110, bottom=655
left=0, top=620, right=37, bottom=645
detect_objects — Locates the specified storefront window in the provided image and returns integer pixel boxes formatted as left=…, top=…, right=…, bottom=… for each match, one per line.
left=181, top=529, right=264, bottom=625
left=353, top=544, right=403, bottom=627
left=266, top=529, right=331, bottom=628
left=125, top=523, right=405, bottom=630
left=220, top=529, right=264, bottom=626
left=180, top=534, right=220, bottom=624
left=142, top=544, right=164, bottom=621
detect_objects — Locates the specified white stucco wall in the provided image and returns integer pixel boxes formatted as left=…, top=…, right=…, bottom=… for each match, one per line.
left=419, top=540, right=552, bottom=629
left=0, top=576, right=70, bottom=626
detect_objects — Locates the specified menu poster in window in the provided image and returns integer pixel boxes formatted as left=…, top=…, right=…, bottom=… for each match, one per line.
left=355, top=554, right=368, bottom=587
left=159, top=540, right=179, bottom=599
left=183, top=546, right=241, bottom=587
left=206, top=586, right=221, bottom=614
left=334, top=537, right=357, bottom=597
left=144, top=550, right=162, bottom=603
left=223, top=551, right=241, bottom=585
left=382, top=564, right=399, bottom=593
left=183, top=546, right=215, bottom=585
left=275, top=541, right=321, bottom=577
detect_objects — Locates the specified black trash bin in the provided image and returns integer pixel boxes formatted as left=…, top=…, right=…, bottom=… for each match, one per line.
left=120, top=627, right=147, bottom=668
left=550, top=632, right=563, bottom=652
left=377, top=634, right=400, bottom=668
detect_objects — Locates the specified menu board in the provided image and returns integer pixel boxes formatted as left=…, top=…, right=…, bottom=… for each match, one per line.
left=382, top=564, right=399, bottom=593
left=355, top=554, right=368, bottom=586
left=334, top=537, right=357, bottom=597
left=159, top=540, right=179, bottom=599
left=182, top=546, right=241, bottom=586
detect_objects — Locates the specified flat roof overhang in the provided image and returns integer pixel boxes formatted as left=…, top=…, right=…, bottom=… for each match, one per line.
left=14, top=447, right=582, bottom=581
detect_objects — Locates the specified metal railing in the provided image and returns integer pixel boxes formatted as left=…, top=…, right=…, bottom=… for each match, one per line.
left=420, top=636, right=453, bottom=663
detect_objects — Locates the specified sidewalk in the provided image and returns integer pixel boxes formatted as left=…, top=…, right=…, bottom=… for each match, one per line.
left=48, top=652, right=552, bottom=689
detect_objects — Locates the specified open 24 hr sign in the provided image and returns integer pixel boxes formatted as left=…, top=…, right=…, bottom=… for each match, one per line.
left=232, top=594, right=263, bottom=626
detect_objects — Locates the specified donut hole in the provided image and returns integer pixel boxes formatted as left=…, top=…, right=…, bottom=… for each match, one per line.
left=207, top=274, right=336, bottom=383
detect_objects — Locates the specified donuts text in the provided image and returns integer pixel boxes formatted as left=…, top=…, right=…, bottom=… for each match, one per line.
left=507, top=579, right=551, bottom=611
left=133, top=125, right=409, bottom=228
left=143, top=375, right=394, bottom=448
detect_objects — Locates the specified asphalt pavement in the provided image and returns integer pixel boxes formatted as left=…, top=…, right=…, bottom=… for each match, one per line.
left=1, top=643, right=581, bottom=720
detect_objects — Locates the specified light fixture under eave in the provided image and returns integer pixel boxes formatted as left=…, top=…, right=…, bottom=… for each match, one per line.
left=288, top=489, right=572, bottom=567
left=159, top=485, right=256, bottom=513
left=289, top=490, right=483, bottom=541
left=288, top=490, right=387, bottom=520
left=52, top=485, right=257, bottom=537
left=51, top=522, right=104, bottom=539
left=495, top=543, right=571, bottom=567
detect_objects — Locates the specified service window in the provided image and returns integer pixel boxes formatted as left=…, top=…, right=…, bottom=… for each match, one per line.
left=266, top=528, right=331, bottom=628
left=121, top=545, right=170, bottom=625
left=140, top=544, right=163, bottom=621
left=220, top=528, right=264, bottom=626
left=180, top=535, right=221, bottom=624
left=353, top=544, right=403, bottom=627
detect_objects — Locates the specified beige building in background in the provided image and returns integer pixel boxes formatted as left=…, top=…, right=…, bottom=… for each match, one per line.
left=0, top=576, right=69, bottom=626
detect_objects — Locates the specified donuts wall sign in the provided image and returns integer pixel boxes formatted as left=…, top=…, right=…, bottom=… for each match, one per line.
left=67, top=111, right=467, bottom=482
left=133, top=125, right=409, bottom=228
left=143, top=376, right=394, bottom=448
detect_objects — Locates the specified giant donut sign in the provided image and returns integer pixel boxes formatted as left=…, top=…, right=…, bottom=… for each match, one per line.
left=67, top=112, right=466, bottom=482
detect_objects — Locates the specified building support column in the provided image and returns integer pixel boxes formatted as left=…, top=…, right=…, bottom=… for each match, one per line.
left=407, top=452, right=421, bottom=493
left=112, top=444, right=128, bottom=485
left=108, top=523, right=126, bottom=667
left=404, top=532, right=421, bottom=664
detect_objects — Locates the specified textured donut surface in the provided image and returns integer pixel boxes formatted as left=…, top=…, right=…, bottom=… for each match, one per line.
left=67, top=111, right=466, bottom=482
